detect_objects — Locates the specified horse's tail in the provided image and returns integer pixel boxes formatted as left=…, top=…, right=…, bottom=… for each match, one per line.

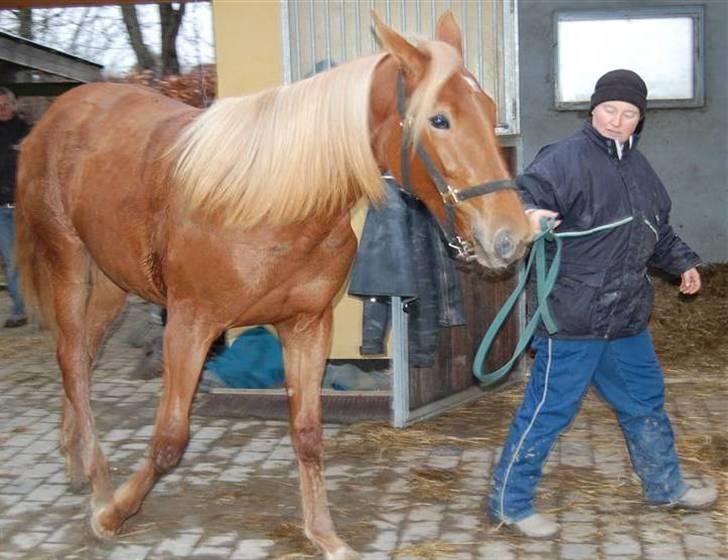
left=15, top=148, right=57, bottom=333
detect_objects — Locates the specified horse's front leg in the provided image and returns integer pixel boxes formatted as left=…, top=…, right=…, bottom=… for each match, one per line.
left=91, top=308, right=217, bottom=537
left=277, top=308, right=359, bottom=560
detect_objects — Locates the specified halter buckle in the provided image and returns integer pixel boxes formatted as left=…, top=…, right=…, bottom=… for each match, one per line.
left=441, top=185, right=461, bottom=206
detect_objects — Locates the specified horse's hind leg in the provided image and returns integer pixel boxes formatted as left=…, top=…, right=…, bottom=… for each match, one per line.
left=61, top=397, right=88, bottom=493
left=53, top=253, right=127, bottom=506
left=60, top=265, right=128, bottom=493
left=277, top=308, right=359, bottom=560
left=92, top=309, right=217, bottom=536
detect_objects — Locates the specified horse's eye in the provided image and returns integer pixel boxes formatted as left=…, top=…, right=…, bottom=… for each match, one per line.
left=429, top=114, right=450, bottom=130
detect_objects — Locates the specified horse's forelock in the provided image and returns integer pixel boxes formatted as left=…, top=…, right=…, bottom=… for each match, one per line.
left=404, top=40, right=462, bottom=147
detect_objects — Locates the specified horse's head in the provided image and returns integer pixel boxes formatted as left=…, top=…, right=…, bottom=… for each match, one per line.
left=370, top=11, right=531, bottom=271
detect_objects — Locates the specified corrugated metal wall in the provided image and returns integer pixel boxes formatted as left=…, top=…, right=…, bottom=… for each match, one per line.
left=283, top=0, right=519, bottom=133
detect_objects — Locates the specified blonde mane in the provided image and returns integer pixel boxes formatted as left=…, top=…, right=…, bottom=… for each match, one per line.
left=171, top=39, right=461, bottom=228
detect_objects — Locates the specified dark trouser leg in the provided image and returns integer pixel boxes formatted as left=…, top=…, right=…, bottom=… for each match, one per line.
left=592, top=330, right=686, bottom=504
left=0, top=207, right=25, bottom=316
left=489, top=337, right=604, bottom=521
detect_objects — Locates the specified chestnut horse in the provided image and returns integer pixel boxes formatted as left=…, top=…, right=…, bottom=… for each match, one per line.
left=16, top=12, right=529, bottom=559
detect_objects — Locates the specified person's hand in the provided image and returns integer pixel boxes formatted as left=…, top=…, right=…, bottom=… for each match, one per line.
left=680, top=267, right=701, bottom=295
left=526, top=209, right=561, bottom=236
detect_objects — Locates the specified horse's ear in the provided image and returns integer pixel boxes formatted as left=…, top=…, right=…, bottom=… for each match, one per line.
left=435, top=10, right=463, bottom=57
left=371, top=10, right=426, bottom=78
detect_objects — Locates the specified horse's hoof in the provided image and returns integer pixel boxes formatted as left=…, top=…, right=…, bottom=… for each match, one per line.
left=326, top=546, right=360, bottom=560
left=68, top=477, right=89, bottom=494
left=63, top=459, right=88, bottom=493
left=89, top=504, right=121, bottom=540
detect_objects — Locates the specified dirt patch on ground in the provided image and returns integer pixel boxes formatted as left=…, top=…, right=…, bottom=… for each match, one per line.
left=0, top=327, right=54, bottom=359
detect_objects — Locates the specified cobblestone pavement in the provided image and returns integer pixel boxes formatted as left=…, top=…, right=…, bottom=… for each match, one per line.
left=0, top=294, right=726, bottom=559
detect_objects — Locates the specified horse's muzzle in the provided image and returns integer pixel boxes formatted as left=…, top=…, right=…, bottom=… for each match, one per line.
left=494, top=229, right=516, bottom=261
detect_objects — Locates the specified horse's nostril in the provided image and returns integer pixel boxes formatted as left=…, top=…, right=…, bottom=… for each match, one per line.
left=494, top=230, right=516, bottom=260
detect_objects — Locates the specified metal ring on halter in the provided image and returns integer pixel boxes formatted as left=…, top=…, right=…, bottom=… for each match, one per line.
left=448, top=236, right=477, bottom=261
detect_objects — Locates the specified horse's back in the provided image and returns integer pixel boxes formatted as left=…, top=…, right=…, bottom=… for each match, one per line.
left=21, top=82, right=196, bottom=193
left=17, top=83, right=199, bottom=301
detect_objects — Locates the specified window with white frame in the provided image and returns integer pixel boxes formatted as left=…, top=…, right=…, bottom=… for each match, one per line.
left=282, top=0, right=520, bottom=134
left=554, top=6, right=704, bottom=110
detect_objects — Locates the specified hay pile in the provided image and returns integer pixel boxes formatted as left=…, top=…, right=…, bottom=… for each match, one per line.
left=650, top=263, right=728, bottom=371
left=0, top=329, right=53, bottom=360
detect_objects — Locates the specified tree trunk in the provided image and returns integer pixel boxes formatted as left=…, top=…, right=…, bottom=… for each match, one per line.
left=67, top=8, right=91, bottom=53
left=159, top=3, right=185, bottom=76
left=120, top=4, right=156, bottom=72
left=17, top=9, right=33, bottom=40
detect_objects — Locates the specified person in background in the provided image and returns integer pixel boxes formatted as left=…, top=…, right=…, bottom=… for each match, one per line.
left=488, top=69, right=717, bottom=538
left=0, top=87, right=29, bottom=328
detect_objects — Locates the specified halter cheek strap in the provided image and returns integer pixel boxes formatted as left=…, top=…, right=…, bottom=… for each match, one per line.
left=396, top=72, right=516, bottom=260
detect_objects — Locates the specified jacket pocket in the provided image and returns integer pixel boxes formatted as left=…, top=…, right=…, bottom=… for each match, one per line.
left=548, top=263, right=606, bottom=336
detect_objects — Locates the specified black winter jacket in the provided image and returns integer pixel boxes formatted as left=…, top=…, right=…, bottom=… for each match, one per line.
left=0, top=115, right=30, bottom=205
left=518, top=121, right=701, bottom=339
left=348, top=177, right=465, bottom=367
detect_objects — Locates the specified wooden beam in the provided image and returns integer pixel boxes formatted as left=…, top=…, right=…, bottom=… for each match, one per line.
left=0, top=33, right=102, bottom=82
left=196, top=389, right=392, bottom=424
left=0, top=81, right=83, bottom=96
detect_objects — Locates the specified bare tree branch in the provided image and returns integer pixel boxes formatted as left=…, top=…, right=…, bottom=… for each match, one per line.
left=159, top=3, right=185, bottom=76
left=120, top=4, right=156, bottom=72
left=66, top=7, right=90, bottom=53
left=17, top=8, right=33, bottom=40
left=0, top=3, right=210, bottom=76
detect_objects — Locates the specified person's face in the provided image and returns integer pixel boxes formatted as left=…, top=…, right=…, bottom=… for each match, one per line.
left=0, top=95, right=15, bottom=122
left=591, top=101, right=641, bottom=144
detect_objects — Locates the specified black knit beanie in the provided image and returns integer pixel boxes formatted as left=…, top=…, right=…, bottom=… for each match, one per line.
left=590, top=69, right=648, bottom=115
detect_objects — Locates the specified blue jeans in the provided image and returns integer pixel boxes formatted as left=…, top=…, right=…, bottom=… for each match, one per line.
left=0, top=206, right=25, bottom=317
left=489, top=331, right=687, bottom=522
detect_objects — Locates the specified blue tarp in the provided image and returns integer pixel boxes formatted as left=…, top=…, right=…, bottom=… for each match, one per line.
left=205, top=327, right=285, bottom=389
left=202, top=327, right=391, bottom=391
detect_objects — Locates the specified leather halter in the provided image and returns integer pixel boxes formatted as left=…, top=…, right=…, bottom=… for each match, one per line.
left=395, top=72, right=516, bottom=259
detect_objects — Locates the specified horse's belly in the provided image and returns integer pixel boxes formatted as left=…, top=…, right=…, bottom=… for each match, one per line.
left=85, top=241, right=166, bottom=304
left=164, top=216, right=358, bottom=326
left=72, top=201, right=167, bottom=304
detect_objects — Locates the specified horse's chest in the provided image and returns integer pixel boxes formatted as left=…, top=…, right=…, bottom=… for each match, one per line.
left=245, top=235, right=354, bottom=289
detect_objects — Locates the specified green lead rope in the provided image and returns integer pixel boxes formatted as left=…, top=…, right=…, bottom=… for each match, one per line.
left=473, top=215, right=634, bottom=386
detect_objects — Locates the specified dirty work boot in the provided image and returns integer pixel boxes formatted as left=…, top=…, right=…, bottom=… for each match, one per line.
left=673, top=485, right=718, bottom=510
left=507, top=513, right=559, bottom=538
left=4, top=315, right=27, bottom=328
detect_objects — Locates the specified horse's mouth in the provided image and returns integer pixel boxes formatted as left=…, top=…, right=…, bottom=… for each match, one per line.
left=471, top=229, right=528, bottom=272
left=472, top=248, right=515, bottom=273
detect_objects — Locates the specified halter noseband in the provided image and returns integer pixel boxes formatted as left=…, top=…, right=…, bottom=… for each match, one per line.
left=395, top=72, right=516, bottom=260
